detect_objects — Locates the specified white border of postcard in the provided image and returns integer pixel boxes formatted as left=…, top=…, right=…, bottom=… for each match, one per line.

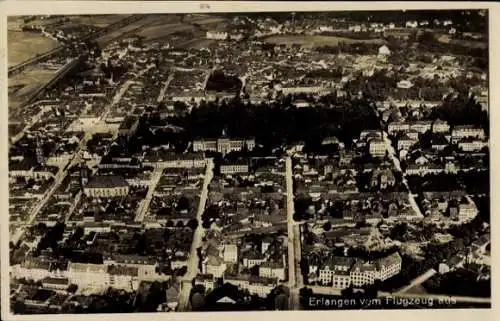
left=1, top=1, right=498, bottom=321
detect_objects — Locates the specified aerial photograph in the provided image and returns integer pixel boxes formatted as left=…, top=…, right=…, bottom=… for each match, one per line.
left=6, top=9, right=490, bottom=315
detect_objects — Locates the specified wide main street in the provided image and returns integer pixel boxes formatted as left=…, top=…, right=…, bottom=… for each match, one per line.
left=285, top=157, right=302, bottom=310
left=178, top=158, right=214, bottom=311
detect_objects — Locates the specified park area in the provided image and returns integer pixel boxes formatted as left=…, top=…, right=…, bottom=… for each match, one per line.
left=263, top=34, right=385, bottom=48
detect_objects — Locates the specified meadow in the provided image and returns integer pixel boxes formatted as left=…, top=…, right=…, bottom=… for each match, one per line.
left=264, top=34, right=385, bottom=48
left=8, top=31, right=59, bottom=67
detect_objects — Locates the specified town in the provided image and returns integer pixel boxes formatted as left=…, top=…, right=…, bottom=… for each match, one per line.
left=7, top=10, right=490, bottom=314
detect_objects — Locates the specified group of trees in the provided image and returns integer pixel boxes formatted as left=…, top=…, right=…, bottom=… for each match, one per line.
left=316, top=42, right=381, bottom=55
left=388, top=222, right=440, bottom=243
left=292, top=196, right=313, bottom=222
left=305, top=67, right=343, bottom=80
left=205, top=70, right=242, bottom=93
left=424, top=268, right=490, bottom=298
left=33, top=222, right=65, bottom=256
left=417, top=31, right=488, bottom=61
left=201, top=204, right=221, bottom=228
left=163, top=218, right=199, bottom=230
left=428, top=93, right=489, bottom=134
left=121, top=94, right=380, bottom=157
left=380, top=213, right=487, bottom=293
left=59, top=288, right=136, bottom=314
left=169, top=95, right=379, bottom=151
left=406, top=170, right=489, bottom=195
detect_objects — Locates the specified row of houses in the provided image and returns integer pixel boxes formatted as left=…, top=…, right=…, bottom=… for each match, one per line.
left=389, top=121, right=485, bottom=142
left=388, top=119, right=450, bottom=135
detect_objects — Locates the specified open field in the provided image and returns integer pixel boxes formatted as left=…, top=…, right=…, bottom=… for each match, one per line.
left=136, top=23, right=195, bottom=40
left=437, top=34, right=487, bottom=49
left=8, top=31, right=59, bottom=67
left=188, top=16, right=226, bottom=25
left=95, top=15, right=176, bottom=44
left=8, top=67, right=57, bottom=108
left=7, top=17, right=25, bottom=31
left=185, top=39, right=216, bottom=50
left=264, top=34, right=385, bottom=47
left=141, top=14, right=182, bottom=26
left=68, top=15, right=131, bottom=28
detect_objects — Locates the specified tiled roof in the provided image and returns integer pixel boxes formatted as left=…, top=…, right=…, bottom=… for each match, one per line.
left=108, top=264, right=139, bottom=276
left=377, top=252, right=402, bottom=268
left=68, top=262, right=107, bottom=273
left=206, top=255, right=224, bottom=266
left=42, top=277, right=69, bottom=285
left=85, top=175, right=129, bottom=189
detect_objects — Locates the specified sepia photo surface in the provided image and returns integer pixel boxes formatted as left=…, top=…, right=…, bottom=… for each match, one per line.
left=3, top=4, right=492, bottom=318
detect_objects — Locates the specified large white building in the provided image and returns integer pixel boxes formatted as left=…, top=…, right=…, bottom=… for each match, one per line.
left=458, top=201, right=478, bottom=222
left=143, top=152, right=206, bottom=169
left=369, top=139, right=386, bottom=158
left=388, top=122, right=410, bottom=135
left=318, top=257, right=355, bottom=285
left=104, top=254, right=158, bottom=279
left=206, top=31, right=228, bottom=40
left=193, top=138, right=255, bottom=155
left=317, top=253, right=402, bottom=289
left=223, top=244, right=238, bottom=263
left=410, top=120, right=432, bottom=133
left=451, top=125, right=485, bottom=142
left=397, top=135, right=418, bottom=151
left=11, top=259, right=67, bottom=281
left=83, top=175, right=130, bottom=198
left=259, top=261, right=285, bottom=281
left=220, top=162, right=249, bottom=175
left=458, top=139, right=488, bottom=152
left=224, top=275, right=278, bottom=298
left=108, top=265, right=140, bottom=291
left=67, top=262, right=140, bottom=292
left=432, top=119, right=450, bottom=133
left=67, top=262, right=109, bottom=291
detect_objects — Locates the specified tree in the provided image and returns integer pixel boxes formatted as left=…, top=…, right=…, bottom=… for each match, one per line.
left=187, top=219, right=199, bottom=230
left=166, top=220, right=174, bottom=228
left=177, top=196, right=190, bottom=211
left=158, top=207, right=172, bottom=217
left=274, top=293, right=289, bottom=310
left=323, top=221, right=332, bottom=231
left=176, top=220, right=185, bottom=228
left=202, top=220, right=212, bottom=229
left=67, top=284, right=78, bottom=293
left=12, top=300, right=26, bottom=314
left=300, top=258, right=310, bottom=279
left=250, top=264, right=260, bottom=276
left=176, top=266, right=188, bottom=277
left=390, top=223, right=408, bottom=241
left=191, top=292, right=205, bottom=311
left=341, top=285, right=354, bottom=298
